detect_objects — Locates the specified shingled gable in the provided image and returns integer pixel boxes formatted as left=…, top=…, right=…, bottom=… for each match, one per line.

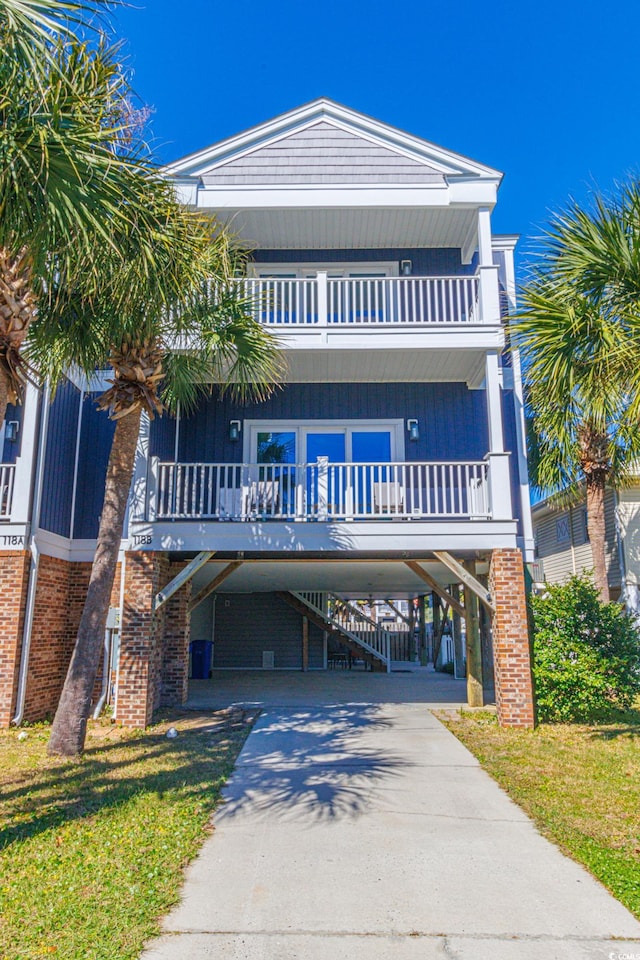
left=164, top=99, right=503, bottom=187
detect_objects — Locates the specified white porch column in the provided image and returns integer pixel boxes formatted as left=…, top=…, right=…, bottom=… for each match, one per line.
left=129, top=411, right=151, bottom=523
left=10, top=382, right=41, bottom=523
left=485, top=351, right=512, bottom=520
left=477, top=207, right=501, bottom=325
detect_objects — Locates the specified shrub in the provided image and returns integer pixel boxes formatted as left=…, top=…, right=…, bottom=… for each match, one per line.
left=530, top=575, right=640, bottom=722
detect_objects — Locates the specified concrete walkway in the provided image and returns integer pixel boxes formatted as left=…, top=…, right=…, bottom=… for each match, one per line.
left=144, top=702, right=640, bottom=959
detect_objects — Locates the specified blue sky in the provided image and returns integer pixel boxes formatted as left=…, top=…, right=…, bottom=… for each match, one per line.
left=113, top=0, right=640, bottom=267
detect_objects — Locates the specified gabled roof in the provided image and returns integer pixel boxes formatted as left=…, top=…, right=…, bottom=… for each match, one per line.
left=165, top=98, right=503, bottom=185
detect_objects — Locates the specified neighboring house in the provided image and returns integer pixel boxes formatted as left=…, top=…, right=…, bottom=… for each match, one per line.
left=532, top=482, right=640, bottom=614
left=0, top=99, right=535, bottom=729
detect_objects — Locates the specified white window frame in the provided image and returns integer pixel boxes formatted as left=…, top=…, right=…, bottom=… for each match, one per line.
left=250, top=261, right=398, bottom=278
left=243, top=419, right=405, bottom=464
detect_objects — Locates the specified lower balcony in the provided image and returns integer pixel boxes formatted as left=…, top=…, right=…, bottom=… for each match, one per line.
left=149, top=459, right=492, bottom=522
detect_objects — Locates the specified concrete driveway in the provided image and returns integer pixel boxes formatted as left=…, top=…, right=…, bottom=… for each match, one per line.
left=144, top=699, right=640, bottom=959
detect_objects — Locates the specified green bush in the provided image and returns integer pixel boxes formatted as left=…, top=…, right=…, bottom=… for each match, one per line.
left=530, top=575, right=640, bottom=722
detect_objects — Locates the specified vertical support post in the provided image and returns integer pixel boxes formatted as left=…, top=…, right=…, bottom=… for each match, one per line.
left=317, top=270, right=328, bottom=337
left=302, top=615, right=309, bottom=672
left=419, top=595, right=427, bottom=664
left=485, top=351, right=504, bottom=453
left=10, top=382, right=41, bottom=523
left=451, top=584, right=464, bottom=680
left=432, top=592, right=440, bottom=667
left=317, top=456, right=328, bottom=520
left=463, top=560, right=484, bottom=707
left=485, top=350, right=512, bottom=521
left=477, top=208, right=501, bottom=325
left=130, top=412, right=151, bottom=523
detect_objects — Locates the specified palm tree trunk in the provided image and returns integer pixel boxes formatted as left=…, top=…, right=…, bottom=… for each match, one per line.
left=0, top=367, right=8, bottom=428
left=48, top=406, right=142, bottom=756
left=586, top=474, right=610, bottom=602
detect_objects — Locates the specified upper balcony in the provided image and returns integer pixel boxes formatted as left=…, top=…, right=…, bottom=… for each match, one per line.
left=241, top=273, right=482, bottom=327
left=231, top=266, right=504, bottom=384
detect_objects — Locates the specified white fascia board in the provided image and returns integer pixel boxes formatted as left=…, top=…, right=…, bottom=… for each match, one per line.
left=164, top=98, right=504, bottom=182
left=172, top=177, right=200, bottom=206
left=197, top=184, right=450, bottom=209
left=274, top=328, right=506, bottom=352
left=195, top=181, right=498, bottom=212
left=129, top=518, right=519, bottom=554
left=492, top=233, right=520, bottom=252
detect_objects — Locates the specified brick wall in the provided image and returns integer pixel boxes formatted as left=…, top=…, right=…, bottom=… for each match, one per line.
left=0, top=551, right=31, bottom=726
left=1, top=555, right=122, bottom=726
left=117, top=552, right=169, bottom=727
left=161, top=562, right=191, bottom=707
left=489, top=548, right=535, bottom=728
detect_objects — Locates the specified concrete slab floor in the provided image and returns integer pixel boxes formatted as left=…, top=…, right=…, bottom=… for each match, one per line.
left=143, top=703, right=640, bottom=960
left=187, top=666, right=467, bottom=711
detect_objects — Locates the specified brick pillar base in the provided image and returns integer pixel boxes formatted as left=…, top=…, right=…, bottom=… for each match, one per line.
left=117, top=552, right=169, bottom=728
left=0, top=551, right=31, bottom=727
left=489, top=548, right=535, bottom=728
left=161, top=562, right=191, bottom=707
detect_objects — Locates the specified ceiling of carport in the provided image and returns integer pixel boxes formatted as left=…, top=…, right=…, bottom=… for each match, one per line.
left=190, top=558, right=487, bottom=600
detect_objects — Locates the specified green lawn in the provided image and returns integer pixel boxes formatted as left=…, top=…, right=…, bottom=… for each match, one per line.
left=0, top=709, right=256, bottom=960
left=442, top=708, right=640, bottom=919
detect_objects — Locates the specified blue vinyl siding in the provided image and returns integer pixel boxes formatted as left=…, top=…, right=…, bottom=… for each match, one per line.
left=2, top=403, right=23, bottom=463
left=73, top=394, right=116, bottom=539
left=152, top=382, right=489, bottom=466
left=252, top=248, right=477, bottom=276
left=40, top=381, right=80, bottom=537
left=213, top=592, right=324, bottom=669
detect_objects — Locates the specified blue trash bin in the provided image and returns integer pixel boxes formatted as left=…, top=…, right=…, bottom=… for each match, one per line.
left=190, top=639, right=213, bottom=679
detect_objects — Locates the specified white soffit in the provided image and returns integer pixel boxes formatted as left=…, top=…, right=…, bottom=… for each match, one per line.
left=204, top=206, right=478, bottom=250
left=281, top=349, right=487, bottom=386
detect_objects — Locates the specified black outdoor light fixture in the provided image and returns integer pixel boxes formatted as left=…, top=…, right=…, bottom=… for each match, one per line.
left=5, top=421, right=19, bottom=442
left=229, top=420, right=241, bottom=441
left=407, top=419, right=420, bottom=441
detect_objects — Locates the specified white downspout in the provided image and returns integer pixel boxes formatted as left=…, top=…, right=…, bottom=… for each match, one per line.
left=12, top=381, right=51, bottom=726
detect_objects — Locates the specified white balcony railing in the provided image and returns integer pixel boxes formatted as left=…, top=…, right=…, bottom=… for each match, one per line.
left=238, top=274, right=481, bottom=326
left=0, top=463, right=16, bottom=520
left=151, top=460, right=490, bottom=522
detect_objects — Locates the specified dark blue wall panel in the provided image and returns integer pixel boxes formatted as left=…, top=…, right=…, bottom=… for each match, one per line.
left=213, top=592, right=324, bottom=669
left=74, top=394, right=116, bottom=539
left=155, top=382, right=489, bottom=466
left=252, top=248, right=477, bottom=276
left=40, top=380, right=80, bottom=537
left=2, top=402, right=23, bottom=463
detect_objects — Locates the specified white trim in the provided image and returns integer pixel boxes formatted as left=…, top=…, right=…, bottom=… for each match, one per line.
left=251, top=261, right=398, bottom=278
left=242, top=418, right=405, bottom=464
left=195, top=182, right=499, bottom=210
left=128, top=518, right=519, bottom=554
left=164, top=99, right=503, bottom=181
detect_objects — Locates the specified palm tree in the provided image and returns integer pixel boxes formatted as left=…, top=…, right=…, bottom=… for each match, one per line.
left=39, top=184, right=283, bottom=756
left=0, top=6, right=160, bottom=423
left=516, top=273, right=640, bottom=600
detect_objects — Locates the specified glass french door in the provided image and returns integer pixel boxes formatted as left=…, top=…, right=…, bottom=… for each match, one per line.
left=250, top=424, right=396, bottom=519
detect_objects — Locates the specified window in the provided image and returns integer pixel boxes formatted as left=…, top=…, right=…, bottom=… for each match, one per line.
left=556, top=516, right=570, bottom=544
left=246, top=420, right=404, bottom=465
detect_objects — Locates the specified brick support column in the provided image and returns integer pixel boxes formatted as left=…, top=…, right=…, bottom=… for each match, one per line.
left=117, top=552, right=169, bottom=728
left=0, top=551, right=31, bottom=727
left=160, top=563, right=191, bottom=707
left=489, top=548, right=535, bottom=728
